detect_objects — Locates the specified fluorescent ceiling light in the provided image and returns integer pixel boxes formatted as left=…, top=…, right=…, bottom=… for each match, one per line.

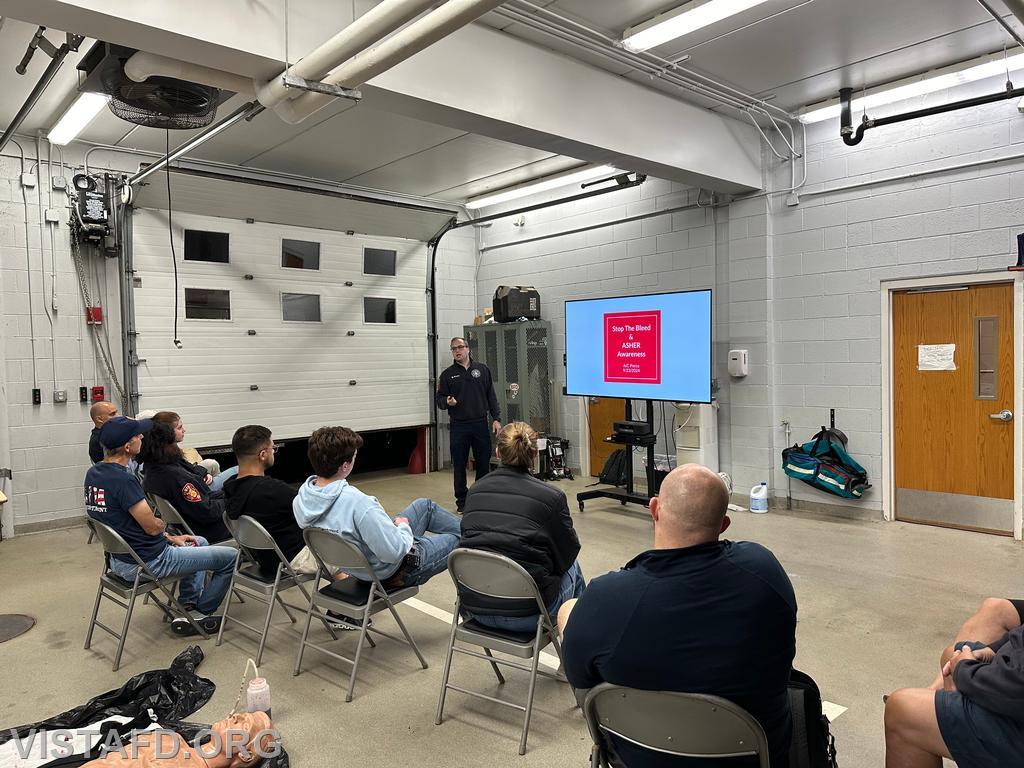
left=47, top=92, right=110, bottom=145
left=801, top=52, right=1024, bottom=123
left=465, top=165, right=618, bottom=210
left=623, top=0, right=773, bottom=52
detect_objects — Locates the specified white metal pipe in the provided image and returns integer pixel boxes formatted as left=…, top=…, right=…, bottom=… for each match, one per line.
left=1001, top=0, right=1024, bottom=30
left=276, top=0, right=508, bottom=124
left=124, top=51, right=255, bottom=95
left=257, top=0, right=438, bottom=108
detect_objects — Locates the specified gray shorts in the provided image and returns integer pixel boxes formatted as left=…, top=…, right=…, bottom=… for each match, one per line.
left=935, top=690, right=1024, bottom=768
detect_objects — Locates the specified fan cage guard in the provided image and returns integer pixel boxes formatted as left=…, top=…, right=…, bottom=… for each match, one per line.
left=103, top=70, right=221, bottom=130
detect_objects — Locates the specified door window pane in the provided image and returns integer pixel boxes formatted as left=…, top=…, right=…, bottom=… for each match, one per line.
left=975, top=316, right=998, bottom=399
left=282, top=239, right=320, bottom=270
left=364, top=247, right=396, bottom=276
left=364, top=297, right=396, bottom=324
left=184, top=230, right=229, bottom=263
left=282, top=293, right=321, bottom=322
left=184, top=288, right=230, bottom=319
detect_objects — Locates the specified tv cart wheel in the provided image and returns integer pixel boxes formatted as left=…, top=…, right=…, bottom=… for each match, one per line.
left=578, top=501, right=585, bottom=511
left=620, top=499, right=627, bottom=505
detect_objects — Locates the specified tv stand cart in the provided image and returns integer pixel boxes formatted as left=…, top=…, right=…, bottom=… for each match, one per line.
left=577, top=398, right=657, bottom=512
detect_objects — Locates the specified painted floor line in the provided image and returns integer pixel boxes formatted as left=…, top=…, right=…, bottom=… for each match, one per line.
left=403, top=597, right=847, bottom=720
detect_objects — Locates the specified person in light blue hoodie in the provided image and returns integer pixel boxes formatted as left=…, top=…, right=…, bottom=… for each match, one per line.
left=293, top=425, right=462, bottom=588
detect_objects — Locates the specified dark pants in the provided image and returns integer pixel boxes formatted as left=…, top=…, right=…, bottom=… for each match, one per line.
left=451, top=419, right=492, bottom=507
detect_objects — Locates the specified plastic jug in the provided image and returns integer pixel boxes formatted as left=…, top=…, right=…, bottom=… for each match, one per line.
left=247, top=677, right=271, bottom=718
left=749, top=482, right=768, bottom=513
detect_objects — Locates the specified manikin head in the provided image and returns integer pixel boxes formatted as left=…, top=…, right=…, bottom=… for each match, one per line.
left=233, top=425, right=276, bottom=471
left=90, top=401, right=118, bottom=428
left=648, top=464, right=731, bottom=550
left=308, top=426, right=363, bottom=481
left=208, top=711, right=275, bottom=768
left=450, top=336, right=470, bottom=366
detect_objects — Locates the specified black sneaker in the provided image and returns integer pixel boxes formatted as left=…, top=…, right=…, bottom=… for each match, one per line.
left=171, top=614, right=222, bottom=636
left=326, top=611, right=370, bottom=631
left=456, top=502, right=465, bottom=515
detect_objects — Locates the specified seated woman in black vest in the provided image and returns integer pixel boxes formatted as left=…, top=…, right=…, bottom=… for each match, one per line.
left=139, top=419, right=232, bottom=544
left=459, top=421, right=586, bottom=632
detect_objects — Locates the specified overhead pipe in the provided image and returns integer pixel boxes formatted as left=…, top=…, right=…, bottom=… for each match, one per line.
left=1002, top=0, right=1024, bottom=28
left=839, top=82, right=1024, bottom=145
left=124, top=52, right=256, bottom=95
left=258, top=0, right=438, bottom=109
left=974, top=0, right=1024, bottom=50
left=276, top=0, right=510, bottom=124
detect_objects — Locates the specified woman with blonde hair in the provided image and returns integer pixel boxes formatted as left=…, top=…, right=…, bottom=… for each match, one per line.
left=459, top=421, right=585, bottom=632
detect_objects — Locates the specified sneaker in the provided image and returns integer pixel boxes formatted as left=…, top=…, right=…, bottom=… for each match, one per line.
left=456, top=503, right=465, bottom=515
left=326, top=611, right=370, bottom=631
left=171, top=614, right=222, bottom=636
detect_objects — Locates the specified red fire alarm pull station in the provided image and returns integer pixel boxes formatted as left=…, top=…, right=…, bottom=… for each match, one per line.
left=86, top=306, right=103, bottom=325
left=91, top=386, right=105, bottom=402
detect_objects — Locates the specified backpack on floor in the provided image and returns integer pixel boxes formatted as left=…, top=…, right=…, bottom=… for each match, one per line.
left=788, top=669, right=838, bottom=768
left=782, top=426, right=870, bottom=500
left=598, top=449, right=629, bottom=487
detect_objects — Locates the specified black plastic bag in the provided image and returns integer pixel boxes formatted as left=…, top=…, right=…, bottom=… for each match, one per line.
left=1, top=646, right=214, bottom=744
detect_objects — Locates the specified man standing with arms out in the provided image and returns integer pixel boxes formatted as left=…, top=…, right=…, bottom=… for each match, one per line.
left=85, top=416, right=236, bottom=635
left=88, top=401, right=118, bottom=463
left=435, top=336, right=501, bottom=512
left=558, top=464, right=797, bottom=768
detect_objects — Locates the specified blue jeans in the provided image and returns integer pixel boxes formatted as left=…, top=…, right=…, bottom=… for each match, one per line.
left=110, top=538, right=237, bottom=615
left=451, top=420, right=492, bottom=507
left=472, top=560, right=586, bottom=633
left=209, top=465, right=239, bottom=493
left=386, top=498, right=461, bottom=588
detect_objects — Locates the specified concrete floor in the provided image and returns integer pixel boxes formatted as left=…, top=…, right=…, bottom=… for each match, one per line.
left=0, top=469, right=1020, bottom=767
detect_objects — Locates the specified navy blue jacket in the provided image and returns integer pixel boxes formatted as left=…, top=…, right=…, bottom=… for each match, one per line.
left=436, top=359, right=501, bottom=424
left=563, top=541, right=797, bottom=768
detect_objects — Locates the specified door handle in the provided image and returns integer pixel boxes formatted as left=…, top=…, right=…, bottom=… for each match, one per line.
left=989, top=409, right=1013, bottom=422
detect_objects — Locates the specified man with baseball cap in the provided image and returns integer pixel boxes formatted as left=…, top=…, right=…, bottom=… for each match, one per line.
left=84, top=416, right=236, bottom=636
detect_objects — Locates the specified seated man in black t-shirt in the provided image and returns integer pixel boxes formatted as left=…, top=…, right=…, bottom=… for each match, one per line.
left=223, top=425, right=306, bottom=578
left=85, top=416, right=236, bottom=636
left=558, top=464, right=797, bottom=768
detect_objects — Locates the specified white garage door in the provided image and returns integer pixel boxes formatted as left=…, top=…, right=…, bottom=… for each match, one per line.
left=131, top=209, right=430, bottom=447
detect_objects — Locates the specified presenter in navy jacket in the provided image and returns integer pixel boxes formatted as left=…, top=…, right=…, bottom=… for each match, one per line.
left=435, top=336, right=501, bottom=512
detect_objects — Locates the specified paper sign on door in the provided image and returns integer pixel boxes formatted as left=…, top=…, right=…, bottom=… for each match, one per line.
left=918, top=343, right=956, bottom=371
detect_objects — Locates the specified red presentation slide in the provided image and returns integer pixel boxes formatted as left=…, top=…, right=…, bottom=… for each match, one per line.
left=603, top=310, right=662, bottom=384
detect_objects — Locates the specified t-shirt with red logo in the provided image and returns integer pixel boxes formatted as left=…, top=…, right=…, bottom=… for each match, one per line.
left=85, top=462, right=166, bottom=563
left=143, top=458, right=231, bottom=543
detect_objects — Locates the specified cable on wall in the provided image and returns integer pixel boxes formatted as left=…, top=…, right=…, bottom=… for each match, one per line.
left=165, top=129, right=182, bottom=349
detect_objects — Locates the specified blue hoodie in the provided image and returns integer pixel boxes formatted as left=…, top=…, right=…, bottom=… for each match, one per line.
left=292, top=476, right=414, bottom=581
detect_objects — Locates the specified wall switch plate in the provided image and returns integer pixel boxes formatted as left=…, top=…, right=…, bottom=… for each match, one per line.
left=53, top=389, right=67, bottom=403
left=32, top=388, right=41, bottom=405
left=20, top=173, right=36, bottom=188
left=44, top=208, right=61, bottom=223
left=79, top=386, right=89, bottom=402
left=52, top=176, right=67, bottom=190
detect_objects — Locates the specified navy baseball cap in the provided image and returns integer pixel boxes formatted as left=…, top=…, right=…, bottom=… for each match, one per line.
left=99, top=416, right=153, bottom=449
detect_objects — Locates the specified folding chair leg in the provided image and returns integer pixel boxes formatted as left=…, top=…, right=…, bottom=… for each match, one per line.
left=274, top=592, right=296, bottom=623
left=294, top=581, right=338, bottom=641
left=216, top=566, right=240, bottom=648
left=483, top=647, right=506, bottom=685
left=434, top=609, right=461, bottom=725
left=518, top=626, right=545, bottom=755
left=385, top=597, right=427, bottom=669
left=293, top=593, right=316, bottom=676
left=255, top=585, right=278, bottom=667
left=84, top=580, right=104, bottom=650
left=87, top=528, right=95, bottom=544
left=233, top=589, right=247, bottom=604
left=113, top=582, right=141, bottom=672
left=345, top=604, right=374, bottom=703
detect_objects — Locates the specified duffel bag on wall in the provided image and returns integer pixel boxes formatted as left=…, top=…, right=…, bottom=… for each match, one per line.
left=782, top=426, right=870, bottom=499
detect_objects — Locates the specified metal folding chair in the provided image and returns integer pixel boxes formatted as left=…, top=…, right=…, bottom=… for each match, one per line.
left=84, top=518, right=210, bottom=671
left=435, top=548, right=568, bottom=755
left=583, top=685, right=771, bottom=768
left=216, top=514, right=338, bottom=665
left=293, top=527, right=428, bottom=702
left=150, top=493, right=235, bottom=546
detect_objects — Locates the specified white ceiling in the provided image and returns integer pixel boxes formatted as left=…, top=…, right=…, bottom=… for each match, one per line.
left=0, top=0, right=1019, bottom=203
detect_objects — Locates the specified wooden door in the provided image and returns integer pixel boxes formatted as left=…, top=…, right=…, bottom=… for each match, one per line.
left=587, top=397, right=625, bottom=477
left=893, top=283, right=1014, bottom=534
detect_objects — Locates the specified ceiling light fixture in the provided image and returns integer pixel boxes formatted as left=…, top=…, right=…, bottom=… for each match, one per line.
left=465, top=165, right=618, bottom=210
left=47, top=92, right=110, bottom=145
left=801, top=51, right=1024, bottom=123
left=622, top=0, right=774, bottom=52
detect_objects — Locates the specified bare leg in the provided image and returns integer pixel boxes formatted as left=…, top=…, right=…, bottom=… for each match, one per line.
left=929, top=598, right=1020, bottom=689
left=884, top=688, right=950, bottom=768
left=556, top=598, right=578, bottom=638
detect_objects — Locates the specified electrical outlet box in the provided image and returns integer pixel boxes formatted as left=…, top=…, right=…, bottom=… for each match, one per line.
left=53, top=389, right=67, bottom=403
left=44, top=208, right=61, bottom=223
left=52, top=176, right=67, bottom=190
left=32, top=388, right=41, bottom=405
left=79, top=386, right=89, bottom=403
left=20, top=173, right=36, bottom=188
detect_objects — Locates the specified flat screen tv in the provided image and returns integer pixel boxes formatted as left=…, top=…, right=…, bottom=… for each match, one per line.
left=564, top=289, right=712, bottom=403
